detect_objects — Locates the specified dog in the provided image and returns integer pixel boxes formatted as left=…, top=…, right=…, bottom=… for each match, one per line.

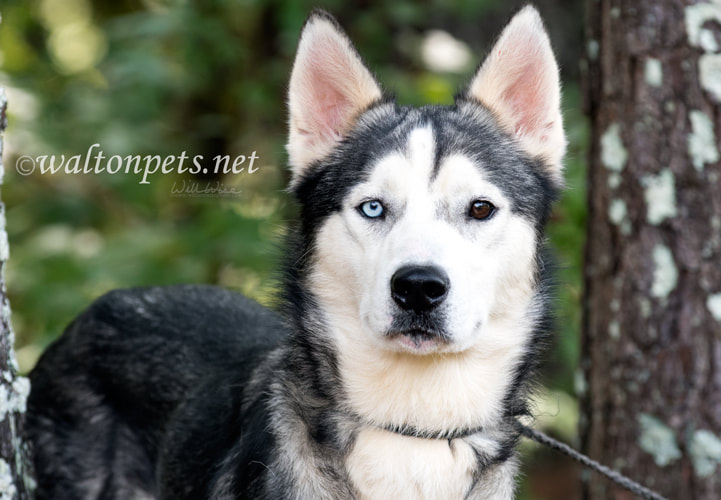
left=26, top=6, right=565, bottom=499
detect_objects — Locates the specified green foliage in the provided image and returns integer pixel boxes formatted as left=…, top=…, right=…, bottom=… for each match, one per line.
left=546, top=83, right=588, bottom=394
left=1, top=1, right=587, bottom=496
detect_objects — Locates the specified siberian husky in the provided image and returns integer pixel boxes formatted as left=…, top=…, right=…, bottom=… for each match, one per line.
left=26, top=6, right=565, bottom=499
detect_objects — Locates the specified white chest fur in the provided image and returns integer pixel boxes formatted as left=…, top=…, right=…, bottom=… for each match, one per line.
left=345, top=427, right=478, bottom=500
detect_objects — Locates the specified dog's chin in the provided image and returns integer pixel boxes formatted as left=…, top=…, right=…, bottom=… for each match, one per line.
left=384, top=329, right=450, bottom=355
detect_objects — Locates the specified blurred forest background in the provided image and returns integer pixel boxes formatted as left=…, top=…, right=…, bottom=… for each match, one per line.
left=1, top=0, right=586, bottom=497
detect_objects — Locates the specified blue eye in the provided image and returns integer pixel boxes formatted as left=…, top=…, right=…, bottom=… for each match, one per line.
left=359, top=200, right=384, bottom=218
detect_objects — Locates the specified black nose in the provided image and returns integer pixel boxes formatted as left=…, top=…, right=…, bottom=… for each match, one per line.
left=391, top=265, right=450, bottom=312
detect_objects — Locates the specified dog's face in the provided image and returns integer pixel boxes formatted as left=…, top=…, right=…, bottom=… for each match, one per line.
left=288, top=9, right=564, bottom=359
left=310, top=108, right=550, bottom=358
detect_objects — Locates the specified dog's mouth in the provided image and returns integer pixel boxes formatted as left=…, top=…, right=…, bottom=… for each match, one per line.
left=386, top=328, right=449, bottom=354
left=384, top=312, right=450, bottom=353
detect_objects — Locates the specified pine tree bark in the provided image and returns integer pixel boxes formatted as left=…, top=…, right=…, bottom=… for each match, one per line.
left=0, top=87, right=33, bottom=498
left=582, top=1, right=721, bottom=499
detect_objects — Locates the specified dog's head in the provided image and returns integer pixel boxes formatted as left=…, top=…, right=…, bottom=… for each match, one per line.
left=287, top=8, right=564, bottom=359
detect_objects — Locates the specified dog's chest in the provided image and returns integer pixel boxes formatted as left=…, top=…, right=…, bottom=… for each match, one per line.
left=345, top=427, right=477, bottom=500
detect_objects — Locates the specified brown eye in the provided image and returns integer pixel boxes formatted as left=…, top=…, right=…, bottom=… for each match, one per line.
left=469, top=200, right=495, bottom=220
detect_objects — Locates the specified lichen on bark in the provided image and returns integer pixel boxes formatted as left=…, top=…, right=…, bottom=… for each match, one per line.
left=0, top=83, right=34, bottom=500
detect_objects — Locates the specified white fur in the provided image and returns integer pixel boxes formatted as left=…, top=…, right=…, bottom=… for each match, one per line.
left=287, top=14, right=382, bottom=181
left=310, top=125, right=539, bottom=434
left=467, top=6, right=566, bottom=183
left=346, top=429, right=517, bottom=499
left=346, top=428, right=478, bottom=499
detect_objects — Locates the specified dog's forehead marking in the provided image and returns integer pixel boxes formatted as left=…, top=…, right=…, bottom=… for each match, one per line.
left=360, top=124, right=436, bottom=197
left=405, top=125, right=435, bottom=177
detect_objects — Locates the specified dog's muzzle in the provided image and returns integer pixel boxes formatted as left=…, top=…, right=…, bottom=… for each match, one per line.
left=390, top=265, right=449, bottom=312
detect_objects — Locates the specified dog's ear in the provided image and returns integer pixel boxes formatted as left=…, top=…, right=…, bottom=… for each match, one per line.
left=466, top=6, right=566, bottom=183
left=287, top=10, right=382, bottom=181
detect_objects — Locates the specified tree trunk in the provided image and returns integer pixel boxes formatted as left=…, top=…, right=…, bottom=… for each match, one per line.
left=0, top=87, right=33, bottom=497
left=581, top=1, right=721, bottom=499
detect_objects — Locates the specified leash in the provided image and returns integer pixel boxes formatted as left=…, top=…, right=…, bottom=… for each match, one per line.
left=516, top=421, right=670, bottom=500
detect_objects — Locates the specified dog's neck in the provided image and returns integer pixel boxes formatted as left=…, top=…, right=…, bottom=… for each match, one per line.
left=330, top=311, right=535, bottom=436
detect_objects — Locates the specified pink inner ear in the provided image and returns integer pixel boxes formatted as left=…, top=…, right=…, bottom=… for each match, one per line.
left=500, top=59, right=549, bottom=137
left=313, top=82, right=347, bottom=141
left=303, top=40, right=356, bottom=144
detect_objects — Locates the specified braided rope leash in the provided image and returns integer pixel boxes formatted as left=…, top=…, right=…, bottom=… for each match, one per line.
left=516, top=422, right=670, bottom=500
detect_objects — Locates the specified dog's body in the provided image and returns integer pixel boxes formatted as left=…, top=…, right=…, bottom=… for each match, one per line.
left=26, top=7, right=565, bottom=499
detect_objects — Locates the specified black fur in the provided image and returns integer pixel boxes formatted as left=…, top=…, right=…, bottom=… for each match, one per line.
left=27, top=286, right=287, bottom=499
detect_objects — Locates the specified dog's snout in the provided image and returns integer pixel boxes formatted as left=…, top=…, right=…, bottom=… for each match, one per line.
left=391, top=265, right=449, bottom=312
